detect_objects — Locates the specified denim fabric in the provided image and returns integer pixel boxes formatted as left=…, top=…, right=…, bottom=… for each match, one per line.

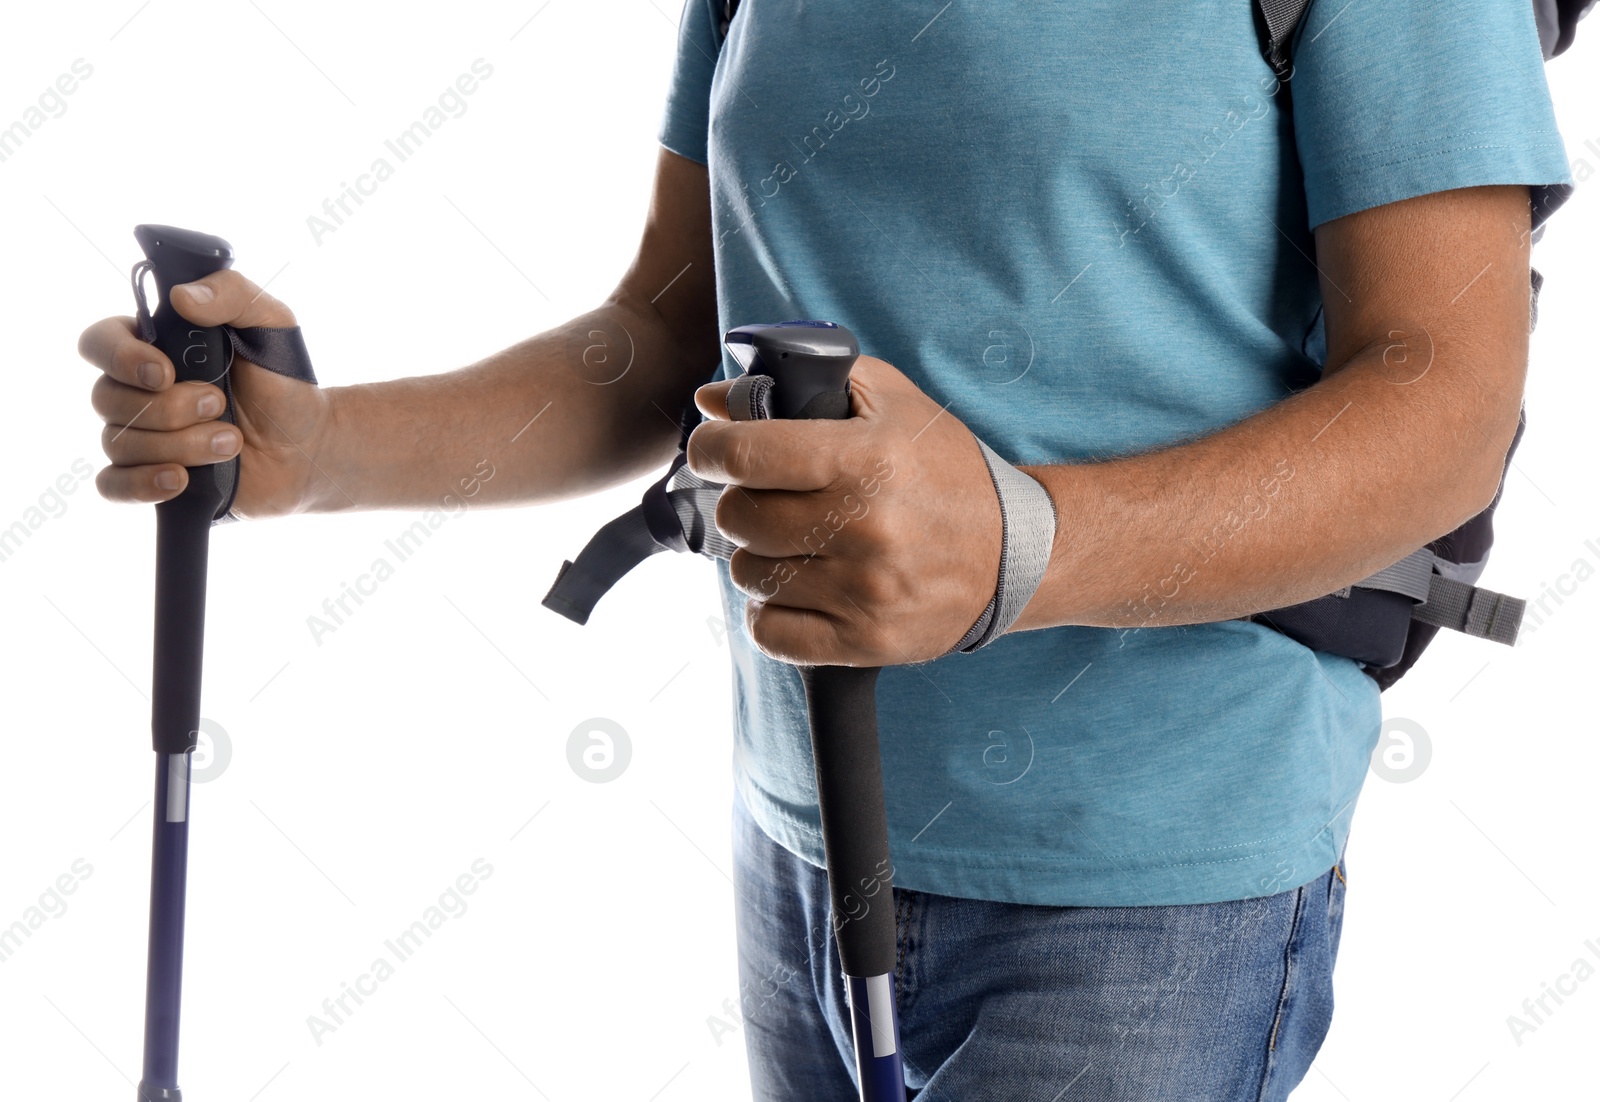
left=733, top=790, right=1347, bottom=1101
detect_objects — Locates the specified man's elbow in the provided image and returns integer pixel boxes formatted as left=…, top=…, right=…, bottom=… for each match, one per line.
left=1446, top=395, right=1522, bottom=523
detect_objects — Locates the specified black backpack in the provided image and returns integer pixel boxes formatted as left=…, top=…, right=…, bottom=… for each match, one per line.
left=566, top=0, right=1591, bottom=688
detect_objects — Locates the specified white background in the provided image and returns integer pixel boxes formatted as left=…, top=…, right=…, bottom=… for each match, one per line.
left=0, top=2, right=1595, bottom=1099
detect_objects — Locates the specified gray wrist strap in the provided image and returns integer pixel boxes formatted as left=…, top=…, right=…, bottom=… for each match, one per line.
left=948, top=436, right=1059, bottom=654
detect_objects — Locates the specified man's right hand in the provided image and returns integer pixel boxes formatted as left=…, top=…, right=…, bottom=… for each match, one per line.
left=80, top=270, right=334, bottom=519
left=74, top=147, right=717, bottom=517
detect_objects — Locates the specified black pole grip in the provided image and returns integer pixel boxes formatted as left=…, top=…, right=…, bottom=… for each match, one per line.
left=135, top=224, right=237, bottom=521
left=799, top=664, right=896, bottom=977
left=724, top=320, right=857, bottom=420
left=136, top=225, right=235, bottom=755
left=728, top=321, right=897, bottom=978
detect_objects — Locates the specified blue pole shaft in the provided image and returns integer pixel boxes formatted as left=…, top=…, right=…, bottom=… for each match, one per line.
left=139, top=752, right=191, bottom=1102
left=846, top=973, right=906, bottom=1102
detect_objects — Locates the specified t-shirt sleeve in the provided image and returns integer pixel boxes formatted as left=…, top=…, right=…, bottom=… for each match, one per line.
left=657, top=0, right=722, bottom=166
left=1291, top=0, right=1574, bottom=231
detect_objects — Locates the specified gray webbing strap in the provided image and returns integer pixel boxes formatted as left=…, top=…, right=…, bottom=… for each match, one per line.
left=726, top=375, right=768, bottom=424
left=667, top=466, right=738, bottom=559
left=948, top=438, right=1059, bottom=654
left=1412, top=577, right=1526, bottom=645
left=726, top=372, right=774, bottom=421
left=1351, top=548, right=1436, bottom=602
left=1346, top=548, right=1525, bottom=645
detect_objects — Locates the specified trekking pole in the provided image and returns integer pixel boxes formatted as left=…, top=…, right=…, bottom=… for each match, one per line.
left=131, top=224, right=238, bottom=1102
left=724, top=322, right=907, bottom=1102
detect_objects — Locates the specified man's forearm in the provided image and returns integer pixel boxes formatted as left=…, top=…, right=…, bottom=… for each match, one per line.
left=1009, top=333, right=1522, bottom=636
left=682, top=187, right=1535, bottom=669
left=302, top=295, right=706, bottom=513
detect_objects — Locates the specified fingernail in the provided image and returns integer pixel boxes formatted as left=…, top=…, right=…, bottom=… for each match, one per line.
left=180, top=282, right=215, bottom=304
left=211, top=430, right=237, bottom=455
left=197, top=394, right=222, bottom=418
left=137, top=362, right=163, bottom=389
left=155, top=470, right=181, bottom=491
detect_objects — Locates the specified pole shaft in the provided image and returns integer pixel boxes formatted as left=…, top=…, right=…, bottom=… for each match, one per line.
left=132, top=225, right=235, bottom=1102
left=846, top=973, right=906, bottom=1102
left=139, top=753, right=191, bottom=1102
left=141, top=501, right=209, bottom=1101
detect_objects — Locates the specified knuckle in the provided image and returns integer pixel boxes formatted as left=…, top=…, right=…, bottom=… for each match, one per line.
left=728, top=432, right=759, bottom=482
left=204, top=270, right=244, bottom=303
left=181, top=422, right=221, bottom=463
left=99, top=423, right=125, bottom=460
left=836, top=605, right=891, bottom=664
left=861, top=512, right=897, bottom=558
left=685, top=425, right=716, bottom=475
left=714, top=491, right=740, bottom=544
left=820, top=459, right=852, bottom=496
left=79, top=317, right=124, bottom=369
left=259, top=289, right=296, bottom=326
left=745, top=599, right=781, bottom=657
left=111, top=333, right=152, bottom=374
left=105, top=336, right=132, bottom=377
left=128, top=392, right=172, bottom=431
left=89, top=374, right=116, bottom=416
left=853, top=569, right=893, bottom=613
left=727, top=548, right=754, bottom=593
left=226, top=272, right=295, bottom=326
left=94, top=466, right=123, bottom=502
left=836, top=438, right=873, bottom=492
left=149, top=391, right=193, bottom=431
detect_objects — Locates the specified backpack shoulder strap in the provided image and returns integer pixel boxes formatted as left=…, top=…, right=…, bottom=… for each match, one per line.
left=1255, top=0, right=1315, bottom=81
left=1547, top=0, right=1599, bottom=57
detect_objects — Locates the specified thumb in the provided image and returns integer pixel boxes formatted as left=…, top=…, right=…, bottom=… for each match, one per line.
left=693, top=378, right=735, bottom=421
left=168, top=269, right=297, bottom=330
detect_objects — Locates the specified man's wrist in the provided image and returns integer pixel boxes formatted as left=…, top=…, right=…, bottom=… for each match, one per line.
left=947, top=439, right=1060, bottom=653
left=296, top=384, right=354, bottom=515
left=1001, top=461, right=1086, bottom=636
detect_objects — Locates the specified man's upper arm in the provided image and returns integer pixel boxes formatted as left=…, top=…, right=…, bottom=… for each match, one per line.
left=1310, top=184, right=1534, bottom=499
left=610, top=146, right=720, bottom=380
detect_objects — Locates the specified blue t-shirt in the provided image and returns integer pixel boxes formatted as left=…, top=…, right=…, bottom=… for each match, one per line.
left=657, top=0, right=1573, bottom=905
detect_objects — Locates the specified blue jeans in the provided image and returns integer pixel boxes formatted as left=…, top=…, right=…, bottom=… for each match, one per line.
left=732, top=789, right=1346, bottom=1101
